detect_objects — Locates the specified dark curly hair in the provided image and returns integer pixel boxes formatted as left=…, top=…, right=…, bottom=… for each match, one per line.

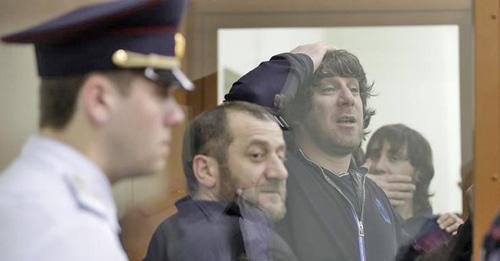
left=284, top=49, right=375, bottom=136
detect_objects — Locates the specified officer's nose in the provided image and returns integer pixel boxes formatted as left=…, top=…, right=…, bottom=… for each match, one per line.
left=163, top=98, right=185, bottom=126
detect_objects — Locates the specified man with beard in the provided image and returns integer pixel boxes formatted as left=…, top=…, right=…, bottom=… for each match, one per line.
left=225, top=43, right=402, bottom=260
left=144, top=101, right=297, bottom=261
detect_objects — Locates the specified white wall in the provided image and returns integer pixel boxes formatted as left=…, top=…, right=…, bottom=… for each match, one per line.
left=218, top=26, right=462, bottom=214
left=218, top=28, right=327, bottom=98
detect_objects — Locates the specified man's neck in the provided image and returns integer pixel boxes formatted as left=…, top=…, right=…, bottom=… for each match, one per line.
left=40, top=125, right=110, bottom=180
left=297, top=132, right=352, bottom=174
left=193, top=190, right=219, bottom=201
left=40, top=127, right=91, bottom=159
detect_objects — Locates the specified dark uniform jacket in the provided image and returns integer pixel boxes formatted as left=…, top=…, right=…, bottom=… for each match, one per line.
left=143, top=196, right=297, bottom=261
left=226, top=52, right=402, bottom=261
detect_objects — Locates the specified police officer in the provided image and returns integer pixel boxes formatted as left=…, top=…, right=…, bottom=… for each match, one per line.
left=0, top=0, right=192, bottom=260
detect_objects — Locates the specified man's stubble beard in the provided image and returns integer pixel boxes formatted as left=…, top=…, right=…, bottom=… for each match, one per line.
left=302, top=116, right=363, bottom=157
left=218, top=163, right=238, bottom=201
left=217, top=163, right=287, bottom=221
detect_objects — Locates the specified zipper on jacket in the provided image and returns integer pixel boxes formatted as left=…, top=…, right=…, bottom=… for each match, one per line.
left=299, top=149, right=367, bottom=261
left=353, top=209, right=366, bottom=261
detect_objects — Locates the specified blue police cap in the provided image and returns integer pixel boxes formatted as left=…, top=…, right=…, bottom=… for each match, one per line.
left=1, top=0, right=193, bottom=90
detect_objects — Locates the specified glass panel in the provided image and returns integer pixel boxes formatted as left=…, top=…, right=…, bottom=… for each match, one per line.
left=219, top=25, right=462, bottom=214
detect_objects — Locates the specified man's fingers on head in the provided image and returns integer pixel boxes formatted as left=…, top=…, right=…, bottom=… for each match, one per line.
left=290, top=42, right=336, bottom=71
left=315, top=41, right=336, bottom=51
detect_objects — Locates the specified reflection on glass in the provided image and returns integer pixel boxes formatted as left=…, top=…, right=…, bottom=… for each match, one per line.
left=218, top=26, right=461, bottom=214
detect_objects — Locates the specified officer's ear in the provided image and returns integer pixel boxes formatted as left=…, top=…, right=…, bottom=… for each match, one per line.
left=79, top=73, right=120, bottom=125
left=192, top=155, right=219, bottom=189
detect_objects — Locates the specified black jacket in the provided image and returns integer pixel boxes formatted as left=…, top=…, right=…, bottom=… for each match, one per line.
left=144, top=196, right=297, bottom=261
left=277, top=149, right=401, bottom=261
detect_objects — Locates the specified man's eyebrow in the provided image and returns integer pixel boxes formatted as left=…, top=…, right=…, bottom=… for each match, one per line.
left=346, top=78, right=359, bottom=84
left=247, top=139, right=286, bottom=150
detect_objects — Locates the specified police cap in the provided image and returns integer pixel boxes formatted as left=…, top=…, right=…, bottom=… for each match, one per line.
left=2, top=0, right=193, bottom=90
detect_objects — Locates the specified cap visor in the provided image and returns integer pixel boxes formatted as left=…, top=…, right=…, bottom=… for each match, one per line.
left=144, top=67, right=194, bottom=91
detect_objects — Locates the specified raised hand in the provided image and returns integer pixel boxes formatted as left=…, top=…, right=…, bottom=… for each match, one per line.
left=290, top=42, right=336, bottom=71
